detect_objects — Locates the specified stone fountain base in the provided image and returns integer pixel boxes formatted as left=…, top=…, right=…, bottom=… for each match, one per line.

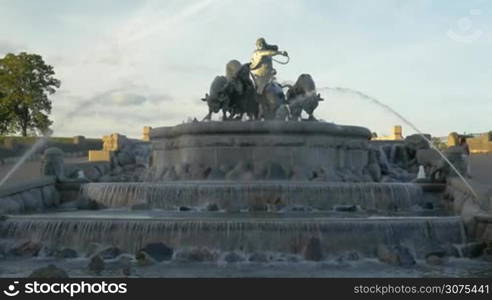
left=148, top=121, right=373, bottom=182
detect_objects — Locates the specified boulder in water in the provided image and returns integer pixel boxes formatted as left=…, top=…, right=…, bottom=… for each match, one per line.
left=334, top=205, right=358, bottom=212
left=137, top=242, right=173, bottom=262
left=206, top=203, right=219, bottom=211
left=84, top=166, right=102, bottom=182
left=97, top=246, right=122, bottom=260
left=29, top=264, right=68, bottom=278
left=266, top=162, right=288, bottom=180
left=174, top=247, right=218, bottom=262
left=131, top=203, right=150, bottom=210
left=248, top=198, right=268, bottom=212
left=54, top=248, right=78, bottom=259
left=9, top=241, right=42, bottom=257
left=206, top=167, right=225, bottom=180
left=303, top=237, right=323, bottom=261
left=224, top=252, right=245, bottom=263
left=117, top=254, right=134, bottom=276
left=454, top=242, right=486, bottom=258
left=377, top=244, right=415, bottom=267
left=423, top=244, right=447, bottom=259
left=248, top=252, right=269, bottom=263
left=88, top=255, right=105, bottom=274
left=136, top=251, right=157, bottom=266
left=337, top=251, right=361, bottom=262
left=426, top=255, right=444, bottom=265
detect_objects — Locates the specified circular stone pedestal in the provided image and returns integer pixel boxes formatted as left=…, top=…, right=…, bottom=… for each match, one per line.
left=148, top=121, right=372, bottom=182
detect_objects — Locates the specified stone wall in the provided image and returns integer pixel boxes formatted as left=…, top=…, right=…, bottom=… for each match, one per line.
left=0, top=177, right=60, bottom=214
left=0, top=136, right=101, bottom=160
left=447, top=132, right=492, bottom=154
left=467, top=133, right=492, bottom=154
left=371, top=125, right=403, bottom=141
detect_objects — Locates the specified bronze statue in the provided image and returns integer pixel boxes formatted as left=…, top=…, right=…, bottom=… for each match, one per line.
left=250, top=38, right=288, bottom=94
left=285, top=74, right=324, bottom=121
left=202, top=75, right=231, bottom=120
left=201, top=38, right=323, bottom=122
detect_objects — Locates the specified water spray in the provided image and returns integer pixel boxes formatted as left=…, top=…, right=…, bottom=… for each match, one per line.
left=319, top=86, right=479, bottom=199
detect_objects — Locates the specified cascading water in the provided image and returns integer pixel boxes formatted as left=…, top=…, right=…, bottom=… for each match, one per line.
left=81, top=181, right=424, bottom=212
left=0, top=213, right=465, bottom=257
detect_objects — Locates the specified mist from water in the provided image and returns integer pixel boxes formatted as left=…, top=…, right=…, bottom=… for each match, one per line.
left=0, top=135, right=50, bottom=187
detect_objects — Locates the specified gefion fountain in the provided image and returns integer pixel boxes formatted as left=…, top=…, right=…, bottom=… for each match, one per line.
left=0, top=40, right=475, bottom=275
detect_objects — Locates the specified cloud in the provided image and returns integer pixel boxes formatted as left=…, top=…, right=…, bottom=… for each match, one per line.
left=147, top=93, right=174, bottom=103
left=3, top=0, right=490, bottom=138
left=107, top=91, right=147, bottom=106
left=0, top=40, right=26, bottom=55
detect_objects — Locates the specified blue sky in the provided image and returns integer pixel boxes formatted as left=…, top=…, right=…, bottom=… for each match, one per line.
left=0, top=0, right=490, bottom=138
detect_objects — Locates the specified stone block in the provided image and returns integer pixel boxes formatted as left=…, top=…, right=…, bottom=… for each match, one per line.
left=88, top=150, right=112, bottom=162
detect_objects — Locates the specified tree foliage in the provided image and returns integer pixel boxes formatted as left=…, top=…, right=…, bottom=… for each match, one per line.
left=431, top=137, right=448, bottom=151
left=0, top=52, right=60, bottom=136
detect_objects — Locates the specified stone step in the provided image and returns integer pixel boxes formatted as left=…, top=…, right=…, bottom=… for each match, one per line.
left=0, top=211, right=465, bottom=259
left=81, top=181, right=426, bottom=212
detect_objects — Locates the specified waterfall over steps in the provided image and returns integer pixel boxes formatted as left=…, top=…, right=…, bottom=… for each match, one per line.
left=80, top=181, right=424, bottom=212
left=0, top=213, right=465, bottom=258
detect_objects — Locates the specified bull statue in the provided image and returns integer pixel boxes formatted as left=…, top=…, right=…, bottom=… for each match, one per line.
left=201, top=38, right=326, bottom=122
left=257, top=81, right=290, bottom=120
left=227, top=63, right=259, bottom=120
left=202, top=75, right=232, bottom=121
left=203, top=61, right=259, bottom=121
left=286, top=74, right=323, bottom=121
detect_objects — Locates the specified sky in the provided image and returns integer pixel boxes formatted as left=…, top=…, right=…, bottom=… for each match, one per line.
left=0, top=0, right=490, bottom=138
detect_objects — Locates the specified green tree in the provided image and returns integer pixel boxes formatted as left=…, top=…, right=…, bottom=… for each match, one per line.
left=431, top=137, right=448, bottom=151
left=0, top=52, right=60, bottom=136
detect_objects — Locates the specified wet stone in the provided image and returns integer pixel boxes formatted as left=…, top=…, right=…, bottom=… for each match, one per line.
left=304, top=237, right=323, bottom=261
left=88, top=255, right=105, bottom=274
left=9, top=241, right=43, bottom=257
left=377, top=244, right=416, bottom=267
left=138, top=242, right=173, bottom=262
left=97, top=246, right=122, bottom=260
left=337, top=251, right=361, bottom=262
left=289, top=205, right=312, bottom=212
left=174, top=247, right=218, bottom=262
left=334, top=205, right=358, bottom=212
left=426, top=255, right=444, bottom=265
left=206, top=203, right=219, bottom=211
left=248, top=252, right=269, bottom=263
left=224, top=252, right=245, bottom=263
left=136, top=251, right=156, bottom=266
left=424, top=245, right=447, bottom=259
left=29, top=264, right=69, bottom=278
left=266, top=162, right=288, bottom=180
left=54, top=248, right=78, bottom=259
left=453, top=242, right=486, bottom=258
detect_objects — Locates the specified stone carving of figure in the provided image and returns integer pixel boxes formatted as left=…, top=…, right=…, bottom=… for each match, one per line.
left=41, top=147, right=66, bottom=181
left=250, top=38, right=288, bottom=94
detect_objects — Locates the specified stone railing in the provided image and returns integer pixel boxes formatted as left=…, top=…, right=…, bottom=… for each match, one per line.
left=0, top=176, right=60, bottom=214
